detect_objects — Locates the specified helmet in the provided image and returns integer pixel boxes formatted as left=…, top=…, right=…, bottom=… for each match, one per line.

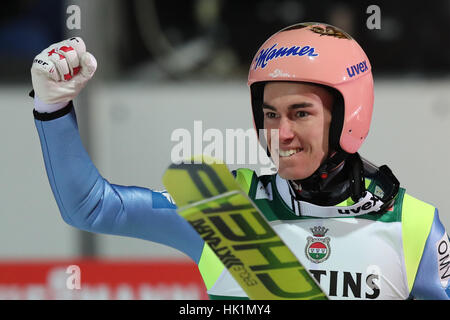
left=247, top=22, right=374, bottom=154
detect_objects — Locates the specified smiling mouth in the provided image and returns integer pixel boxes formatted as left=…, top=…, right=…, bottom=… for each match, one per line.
left=278, top=148, right=303, bottom=157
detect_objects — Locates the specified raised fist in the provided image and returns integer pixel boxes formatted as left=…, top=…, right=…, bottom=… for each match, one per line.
left=31, top=37, right=97, bottom=112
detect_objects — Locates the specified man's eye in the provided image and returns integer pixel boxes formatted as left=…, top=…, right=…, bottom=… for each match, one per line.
left=296, top=111, right=308, bottom=118
left=265, top=112, right=277, bottom=119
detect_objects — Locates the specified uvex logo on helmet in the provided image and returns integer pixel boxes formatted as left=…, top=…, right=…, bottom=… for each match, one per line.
left=346, top=60, right=369, bottom=78
left=253, top=43, right=318, bottom=70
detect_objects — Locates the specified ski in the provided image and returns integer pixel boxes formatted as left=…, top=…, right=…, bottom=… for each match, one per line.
left=162, top=156, right=327, bottom=300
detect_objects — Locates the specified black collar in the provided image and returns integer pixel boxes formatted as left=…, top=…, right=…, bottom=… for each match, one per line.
left=289, top=152, right=365, bottom=206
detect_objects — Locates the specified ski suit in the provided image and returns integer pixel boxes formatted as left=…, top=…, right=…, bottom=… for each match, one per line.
left=34, top=102, right=450, bottom=300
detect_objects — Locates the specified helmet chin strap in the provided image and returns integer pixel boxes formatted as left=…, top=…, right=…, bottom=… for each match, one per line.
left=290, top=150, right=366, bottom=203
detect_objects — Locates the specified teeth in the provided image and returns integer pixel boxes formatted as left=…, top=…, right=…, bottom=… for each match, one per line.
left=279, top=148, right=302, bottom=157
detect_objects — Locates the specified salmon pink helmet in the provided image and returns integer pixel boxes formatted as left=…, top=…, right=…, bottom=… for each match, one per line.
left=248, top=22, right=374, bottom=154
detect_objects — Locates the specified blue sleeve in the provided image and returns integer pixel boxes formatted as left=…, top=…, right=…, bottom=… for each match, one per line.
left=410, top=209, right=450, bottom=299
left=34, top=104, right=204, bottom=263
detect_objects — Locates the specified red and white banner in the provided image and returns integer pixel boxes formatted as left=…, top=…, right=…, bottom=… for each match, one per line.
left=0, top=260, right=208, bottom=300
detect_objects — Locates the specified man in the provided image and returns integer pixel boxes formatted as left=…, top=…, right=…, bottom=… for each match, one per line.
left=31, top=23, right=450, bottom=299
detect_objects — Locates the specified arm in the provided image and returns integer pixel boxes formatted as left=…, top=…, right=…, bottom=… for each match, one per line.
left=31, top=38, right=204, bottom=263
left=409, top=209, right=450, bottom=299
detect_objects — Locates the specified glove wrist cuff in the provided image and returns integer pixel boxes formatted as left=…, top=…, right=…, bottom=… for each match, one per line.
left=33, top=101, right=73, bottom=121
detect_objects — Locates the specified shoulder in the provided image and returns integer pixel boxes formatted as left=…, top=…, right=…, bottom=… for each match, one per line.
left=401, top=192, right=436, bottom=238
left=406, top=198, right=450, bottom=299
left=399, top=191, right=449, bottom=297
left=400, top=191, right=437, bottom=249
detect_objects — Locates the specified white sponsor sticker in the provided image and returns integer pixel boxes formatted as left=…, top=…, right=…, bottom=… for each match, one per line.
left=268, top=69, right=292, bottom=78
left=436, top=233, right=450, bottom=288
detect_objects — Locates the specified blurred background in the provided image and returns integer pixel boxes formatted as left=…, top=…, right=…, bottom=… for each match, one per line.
left=1, top=0, right=450, bottom=299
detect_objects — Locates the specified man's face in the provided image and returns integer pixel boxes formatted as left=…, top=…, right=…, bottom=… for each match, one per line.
left=263, top=82, right=334, bottom=180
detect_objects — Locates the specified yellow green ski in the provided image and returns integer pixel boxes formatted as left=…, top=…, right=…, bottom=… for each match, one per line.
left=162, top=156, right=327, bottom=300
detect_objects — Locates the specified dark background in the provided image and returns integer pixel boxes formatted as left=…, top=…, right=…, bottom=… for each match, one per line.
left=1, top=0, right=449, bottom=82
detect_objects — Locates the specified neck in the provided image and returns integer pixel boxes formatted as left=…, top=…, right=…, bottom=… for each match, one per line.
left=288, top=156, right=352, bottom=206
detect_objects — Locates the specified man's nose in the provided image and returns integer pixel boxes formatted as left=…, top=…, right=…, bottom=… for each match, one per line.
left=278, top=117, right=295, bottom=141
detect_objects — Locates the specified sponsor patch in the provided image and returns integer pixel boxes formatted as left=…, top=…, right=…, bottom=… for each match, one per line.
left=253, top=43, right=318, bottom=70
left=436, top=233, right=450, bottom=288
left=336, top=193, right=381, bottom=215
